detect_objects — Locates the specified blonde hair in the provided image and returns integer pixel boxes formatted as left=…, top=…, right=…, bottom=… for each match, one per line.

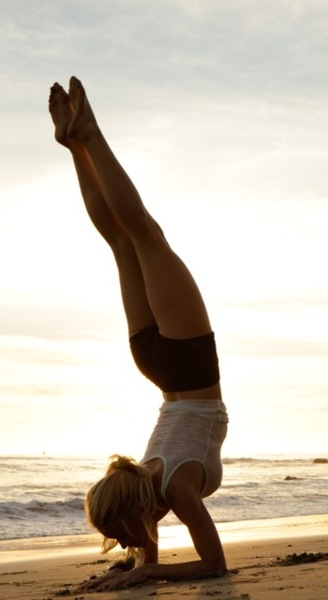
left=85, top=455, right=158, bottom=563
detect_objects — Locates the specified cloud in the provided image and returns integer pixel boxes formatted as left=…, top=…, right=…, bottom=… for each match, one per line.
left=3, top=0, right=328, bottom=101
left=223, top=335, right=328, bottom=359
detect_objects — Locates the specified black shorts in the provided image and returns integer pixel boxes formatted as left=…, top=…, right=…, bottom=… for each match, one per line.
left=129, top=327, right=220, bottom=393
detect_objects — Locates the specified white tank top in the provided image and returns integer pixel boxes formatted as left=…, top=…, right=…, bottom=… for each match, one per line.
left=140, top=399, right=228, bottom=500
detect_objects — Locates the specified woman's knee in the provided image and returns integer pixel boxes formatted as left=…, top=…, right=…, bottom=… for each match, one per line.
left=129, top=212, right=167, bottom=246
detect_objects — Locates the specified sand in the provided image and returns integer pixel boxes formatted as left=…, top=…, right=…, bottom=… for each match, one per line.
left=0, top=515, right=327, bottom=600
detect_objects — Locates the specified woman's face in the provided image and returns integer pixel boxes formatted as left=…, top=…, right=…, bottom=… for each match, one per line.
left=100, top=516, right=148, bottom=548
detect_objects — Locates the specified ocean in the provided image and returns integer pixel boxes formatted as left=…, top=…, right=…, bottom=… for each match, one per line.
left=0, top=455, right=327, bottom=543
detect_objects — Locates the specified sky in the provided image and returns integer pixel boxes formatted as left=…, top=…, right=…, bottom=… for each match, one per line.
left=0, top=0, right=327, bottom=458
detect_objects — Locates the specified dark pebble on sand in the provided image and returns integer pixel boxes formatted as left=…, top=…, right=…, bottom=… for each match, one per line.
left=277, top=551, right=328, bottom=565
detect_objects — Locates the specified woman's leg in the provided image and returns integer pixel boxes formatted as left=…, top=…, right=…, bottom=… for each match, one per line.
left=67, top=77, right=212, bottom=340
left=49, top=83, right=156, bottom=336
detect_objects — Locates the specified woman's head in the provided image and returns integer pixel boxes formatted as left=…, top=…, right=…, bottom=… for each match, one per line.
left=85, top=455, right=157, bottom=558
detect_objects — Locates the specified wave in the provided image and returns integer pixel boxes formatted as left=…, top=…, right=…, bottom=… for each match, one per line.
left=222, top=456, right=328, bottom=465
left=1, top=455, right=327, bottom=466
left=0, top=497, right=84, bottom=520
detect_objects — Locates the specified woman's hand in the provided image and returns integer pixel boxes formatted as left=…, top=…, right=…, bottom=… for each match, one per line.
left=75, top=566, right=124, bottom=592
left=102, top=565, right=151, bottom=590
left=76, top=565, right=151, bottom=592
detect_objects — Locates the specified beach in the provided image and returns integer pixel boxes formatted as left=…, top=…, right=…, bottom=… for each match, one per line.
left=1, top=515, right=327, bottom=600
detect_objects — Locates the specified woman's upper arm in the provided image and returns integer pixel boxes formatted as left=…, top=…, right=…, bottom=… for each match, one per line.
left=143, top=522, right=159, bottom=564
left=167, top=467, right=223, bottom=569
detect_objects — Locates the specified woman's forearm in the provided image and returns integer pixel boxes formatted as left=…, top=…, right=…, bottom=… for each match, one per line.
left=144, top=559, right=227, bottom=582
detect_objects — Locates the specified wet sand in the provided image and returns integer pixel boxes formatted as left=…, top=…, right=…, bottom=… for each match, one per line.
left=0, top=514, right=327, bottom=600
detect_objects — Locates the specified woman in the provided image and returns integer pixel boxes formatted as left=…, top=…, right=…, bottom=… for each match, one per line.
left=49, top=77, right=229, bottom=591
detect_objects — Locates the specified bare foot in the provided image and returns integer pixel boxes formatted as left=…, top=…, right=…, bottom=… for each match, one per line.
left=68, top=76, right=99, bottom=142
left=48, top=83, right=73, bottom=148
